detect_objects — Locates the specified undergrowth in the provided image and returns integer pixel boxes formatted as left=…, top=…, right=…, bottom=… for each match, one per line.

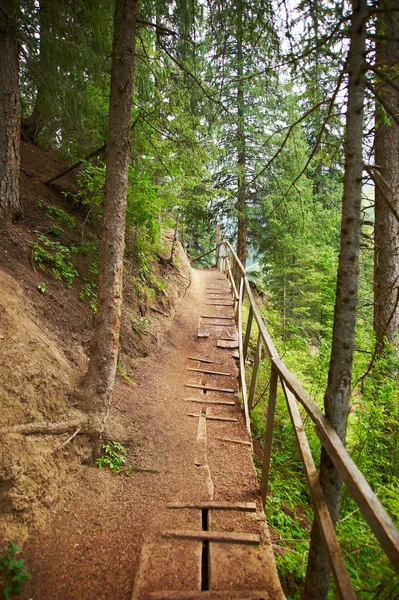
left=244, top=299, right=399, bottom=599
left=96, top=441, right=158, bottom=476
left=0, top=542, right=31, bottom=599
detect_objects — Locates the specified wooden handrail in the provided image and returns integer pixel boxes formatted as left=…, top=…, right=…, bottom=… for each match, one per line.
left=209, top=236, right=399, bottom=592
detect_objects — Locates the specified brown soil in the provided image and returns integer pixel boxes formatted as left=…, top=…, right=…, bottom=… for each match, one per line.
left=17, top=268, right=283, bottom=600
left=0, top=142, right=192, bottom=557
left=0, top=142, right=284, bottom=599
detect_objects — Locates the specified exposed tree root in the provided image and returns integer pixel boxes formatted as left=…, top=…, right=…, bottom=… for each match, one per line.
left=0, top=419, right=86, bottom=436
left=52, top=427, right=82, bottom=453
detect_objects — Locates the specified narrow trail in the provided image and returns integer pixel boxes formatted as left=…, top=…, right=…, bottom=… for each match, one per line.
left=21, top=268, right=284, bottom=600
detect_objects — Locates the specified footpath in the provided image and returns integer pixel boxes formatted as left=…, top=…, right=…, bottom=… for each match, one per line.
left=20, top=268, right=284, bottom=600
left=131, top=268, right=285, bottom=599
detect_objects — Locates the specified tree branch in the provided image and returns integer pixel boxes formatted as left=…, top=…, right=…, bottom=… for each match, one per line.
left=45, top=144, right=106, bottom=185
left=366, top=80, right=399, bottom=128
left=159, top=40, right=229, bottom=114
left=364, top=165, right=399, bottom=224
left=249, top=99, right=327, bottom=186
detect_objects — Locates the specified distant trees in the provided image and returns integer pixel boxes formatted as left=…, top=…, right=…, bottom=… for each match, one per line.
left=206, top=0, right=279, bottom=266
left=0, top=0, right=23, bottom=221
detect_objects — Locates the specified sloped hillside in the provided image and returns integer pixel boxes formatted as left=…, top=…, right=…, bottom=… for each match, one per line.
left=0, top=141, right=191, bottom=543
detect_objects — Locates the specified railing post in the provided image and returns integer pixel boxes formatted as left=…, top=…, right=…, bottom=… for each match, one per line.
left=243, top=306, right=253, bottom=361
left=260, top=363, right=278, bottom=505
left=215, top=224, right=221, bottom=270
left=248, top=329, right=262, bottom=413
left=237, top=277, right=250, bottom=431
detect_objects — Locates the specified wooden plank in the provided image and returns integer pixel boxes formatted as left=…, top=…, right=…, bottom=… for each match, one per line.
left=188, top=356, right=221, bottom=364
left=187, top=368, right=232, bottom=376
left=243, top=277, right=278, bottom=360
left=219, top=238, right=399, bottom=575
left=185, top=384, right=235, bottom=393
left=220, top=335, right=238, bottom=342
left=281, top=380, right=356, bottom=600
left=184, top=398, right=235, bottom=406
left=200, top=315, right=234, bottom=320
left=260, top=365, right=278, bottom=505
left=186, top=413, right=238, bottom=423
left=238, top=277, right=250, bottom=432
left=167, top=502, right=257, bottom=511
left=195, top=412, right=207, bottom=466
left=243, top=306, right=253, bottom=361
left=217, top=340, right=239, bottom=349
left=199, top=319, right=235, bottom=324
left=248, top=330, right=262, bottom=413
left=162, top=530, right=261, bottom=545
left=215, top=224, right=221, bottom=269
left=226, top=257, right=239, bottom=303
left=216, top=437, right=252, bottom=447
left=200, top=321, right=236, bottom=327
left=198, top=316, right=209, bottom=338
left=205, top=302, right=233, bottom=306
left=149, top=591, right=270, bottom=599
left=272, top=356, right=399, bottom=574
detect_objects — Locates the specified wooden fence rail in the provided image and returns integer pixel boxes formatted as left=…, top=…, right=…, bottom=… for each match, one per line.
left=191, top=238, right=399, bottom=599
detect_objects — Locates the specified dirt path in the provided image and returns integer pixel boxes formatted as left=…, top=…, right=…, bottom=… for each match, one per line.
left=21, top=268, right=284, bottom=600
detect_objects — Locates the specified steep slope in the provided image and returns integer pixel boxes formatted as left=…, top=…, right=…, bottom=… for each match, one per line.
left=0, top=141, right=191, bottom=544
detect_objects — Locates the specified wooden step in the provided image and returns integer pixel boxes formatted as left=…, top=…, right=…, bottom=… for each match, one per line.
left=184, top=398, right=235, bottom=406
left=187, top=368, right=232, bottom=376
left=149, top=592, right=271, bottom=599
left=163, top=530, right=261, bottom=545
left=185, top=384, right=235, bottom=393
left=167, top=502, right=257, bottom=512
left=186, top=413, right=238, bottom=423
left=188, top=356, right=221, bottom=364
left=217, top=340, right=239, bottom=349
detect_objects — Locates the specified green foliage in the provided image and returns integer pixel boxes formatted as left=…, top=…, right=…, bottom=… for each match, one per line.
left=245, top=296, right=399, bottom=597
left=48, top=224, right=64, bottom=238
left=96, top=441, right=141, bottom=476
left=37, top=282, right=47, bottom=294
left=45, top=205, right=76, bottom=231
left=76, top=163, right=106, bottom=220
left=128, top=315, right=149, bottom=334
left=0, top=542, right=31, bottom=598
left=96, top=441, right=129, bottom=472
left=31, top=234, right=78, bottom=287
left=116, top=361, right=135, bottom=386
left=79, top=278, right=97, bottom=313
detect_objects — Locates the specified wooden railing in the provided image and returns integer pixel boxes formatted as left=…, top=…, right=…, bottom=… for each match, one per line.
left=193, top=239, right=399, bottom=599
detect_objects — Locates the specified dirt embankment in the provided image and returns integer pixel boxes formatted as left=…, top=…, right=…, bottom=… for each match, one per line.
left=0, top=141, right=191, bottom=544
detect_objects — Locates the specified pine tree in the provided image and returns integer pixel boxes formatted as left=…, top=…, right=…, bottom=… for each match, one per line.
left=373, top=0, right=399, bottom=349
left=303, top=0, right=368, bottom=596
left=78, top=0, right=138, bottom=450
left=0, top=0, right=23, bottom=221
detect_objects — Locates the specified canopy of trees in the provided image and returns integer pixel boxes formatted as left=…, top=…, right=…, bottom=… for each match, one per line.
left=0, top=0, right=398, bottom=598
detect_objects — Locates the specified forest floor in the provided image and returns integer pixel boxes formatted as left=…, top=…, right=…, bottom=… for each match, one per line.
left=0, top=142, right=283, bottom=599
left=18, top=268, right=283, bottom=600
left=15, top=271, right=283, bottom=600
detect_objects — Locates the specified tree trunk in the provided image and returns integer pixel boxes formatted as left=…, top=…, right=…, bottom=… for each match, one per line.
left=236, top=0, right=246, bottom=268
left=0, top=1, right=22, bottom=221
left=374, top=0, right=399, bottom=349
left=78, top=0, right=138, bottom=446
left=21, top=0, right=51, bottom=143
left=301, top=1, right=367, bottom=598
